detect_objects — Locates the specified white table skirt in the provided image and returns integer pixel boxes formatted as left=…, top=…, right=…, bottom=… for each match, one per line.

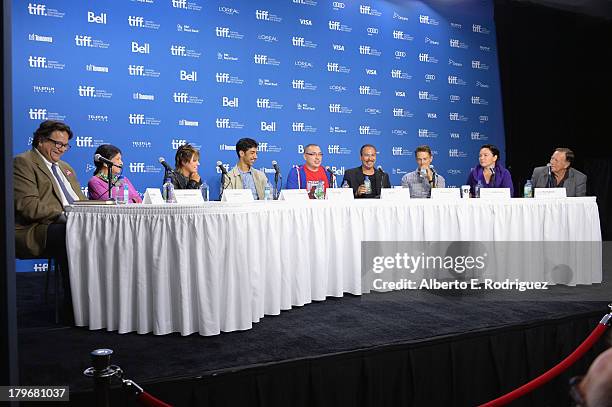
left=65, top=197, right=602, bottom=336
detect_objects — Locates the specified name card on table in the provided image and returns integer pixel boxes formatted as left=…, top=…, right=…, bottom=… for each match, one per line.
left=479, top=188, right=511, bottom=199
left=534, top=188, right=567, bottom=199
left=326, top=188, right=354, bottom=201
left=174, top=190, right=204, bottom=204
left=431, top=188, right=461, bottom=200
left=143, top=188, right=165, bottom=204
left=279, top=189, right=309, bottom=201
left=380, top=187, right=411, bottom=201
left=221, top=189, right=255, bottom=203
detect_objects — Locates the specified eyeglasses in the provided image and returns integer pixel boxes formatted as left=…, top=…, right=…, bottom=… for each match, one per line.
left=305, top=152, right=323, bottom=157
left=46, top=137, right=71, bottom=150
left=569, top=376, right=586, bottom=407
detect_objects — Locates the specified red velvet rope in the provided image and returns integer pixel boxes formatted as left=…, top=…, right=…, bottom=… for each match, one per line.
left=137, top=391, right=173, bottom=407
left=478, top=323, right=609, bottom=407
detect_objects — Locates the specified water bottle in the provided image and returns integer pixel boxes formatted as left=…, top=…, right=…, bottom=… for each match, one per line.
left=162, top=178, right=176, bottom=203
left=122, top=178, right=130, bottom=204
left=264, top=182, right=272, bottom=200
left=475, top=180, right=483, bottom=198
left=342, top=180, right=350, bottom=188
left=523, top=180, right=533, bottom=198
left=364, top=176, right=372, bottom=195
left=200, top=180, right=209, bottom=201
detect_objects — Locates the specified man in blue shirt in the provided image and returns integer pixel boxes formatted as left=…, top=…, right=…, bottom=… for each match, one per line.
left=224, top=138, right=268, bottom=200
left=401, top=145, right=445, bottom=198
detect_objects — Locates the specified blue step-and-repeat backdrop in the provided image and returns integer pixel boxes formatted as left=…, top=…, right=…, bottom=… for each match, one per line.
left=12, top=0, right=505, bottom=272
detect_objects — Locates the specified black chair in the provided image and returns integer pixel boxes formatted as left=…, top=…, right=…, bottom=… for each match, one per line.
left=17, top=255, right=62, bottom=323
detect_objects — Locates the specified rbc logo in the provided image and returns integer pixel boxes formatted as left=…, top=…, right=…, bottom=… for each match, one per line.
left=179, top=70, right=197, bottom=81
left=131, top=42, right=150, bottom=54
left=222, top=96, right=238, bottom=107
left=87, top=11, right=107, bottom=24
left=28, top=108, right=47, bottom=120
left=172, top=139, right=187, bottom=149
left=260, top=121, right=276, bottom=132
left=129, top=163, right=146, bottom=173
left=76, top=136, right=93, bottom=147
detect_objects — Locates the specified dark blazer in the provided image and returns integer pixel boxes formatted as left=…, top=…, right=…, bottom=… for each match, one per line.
left=341, top=166, right=391, bottom=198
left=531, top=166, right=587, bottom=197
left=14, top=149, right=86, bottom=258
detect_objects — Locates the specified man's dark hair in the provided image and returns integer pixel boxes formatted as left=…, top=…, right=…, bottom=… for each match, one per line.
left=175, top=143, right=200, bottom=169
left=414, top=145, right=432, bottom=157
left=360, top=144, right=377, bottom=156
left=480, top=144, right=500, bottom=159
left=236, top=138, right=258, bottom=157
left=32, top=120, right=74, bottom=147
left=555, top=147, right=574, bottom=165
left=93, top=144, right=122, bottom=175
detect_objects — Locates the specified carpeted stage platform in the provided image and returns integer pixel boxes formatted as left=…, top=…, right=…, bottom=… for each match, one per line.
left=16, top=271, right=611, bottom=407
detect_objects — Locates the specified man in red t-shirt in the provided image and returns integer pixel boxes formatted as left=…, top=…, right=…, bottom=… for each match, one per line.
left=286, top=144, right=331, bottom=199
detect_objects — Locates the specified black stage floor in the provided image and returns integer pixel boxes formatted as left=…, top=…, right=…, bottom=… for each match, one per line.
left=16, top=271, right=612, bottom=406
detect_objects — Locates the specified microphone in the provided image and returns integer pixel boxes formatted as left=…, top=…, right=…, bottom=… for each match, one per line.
left=546, top=163, right=553, bottom=188
left=325, top=166, right=337, bottom=188
left=272, top=160, right=281, bottom=175
left=419, top=167, right=427, bottom=178
left=489, top=165, right=495, bottom=176
left=377, top=165, right=385, bottom=173
left=158, top=157, right=175, bottom=174
left=95, top=154, right=122, bottom=168
left=216, top=160, right=228, bottom=175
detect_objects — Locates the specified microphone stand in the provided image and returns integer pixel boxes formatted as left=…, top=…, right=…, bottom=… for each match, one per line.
left=274, top=174, right=282, bottom=200
left=219, top=172, right=226, bottom=201
left=107, top=165, right=113, bottom=200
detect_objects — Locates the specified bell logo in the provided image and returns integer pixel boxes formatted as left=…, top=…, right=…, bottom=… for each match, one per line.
left=131, top=42, right=150, bottom=54
left=28, top=108, right=47, bottom=120
left=328, top=145, right=340, bottom=154
left=222, top=97, right=238, bottom=107
left=179, top=70, right=197, bottom=81
left=129, top=163, right=146, bottom=173
left=76, top=136, right=93, bottom=147
left=173, top=92, right=188, bottom=103
left=75, top=35, right=92, bottom=47
left=28, top=56, right=47, bottom=68
left=171, top=139, right=187, bottom=149
left=171, top=45, right=186, bottom=56
left=261, top=121, right=276, bottom=132
left=87, top=11, right=107, bottom=24
left=216, top=118, right=230, bottom=129
left=28, top=3, right=46, bottom=15
left=129, top=114, right=145, bottom=125
left=216, top=72, right=230, bottom=83
left=78, top=86, right=95, bottom=97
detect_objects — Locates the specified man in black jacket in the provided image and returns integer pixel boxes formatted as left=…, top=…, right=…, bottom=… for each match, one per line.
left=341, top=144, right=390, bottom=198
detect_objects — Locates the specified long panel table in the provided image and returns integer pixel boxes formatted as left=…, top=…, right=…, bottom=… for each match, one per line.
left=66, top=197, right=602, bottom=336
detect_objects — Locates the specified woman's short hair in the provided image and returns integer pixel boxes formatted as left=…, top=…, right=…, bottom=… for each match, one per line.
left=93, top=144, right=121, bottom=175
left=175, top=143, right=200, bottom=169
left=480, top=144, right=500, bottom=159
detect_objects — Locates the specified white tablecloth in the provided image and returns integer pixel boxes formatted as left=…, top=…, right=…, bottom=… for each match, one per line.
left=66, top=197, right=602, bottom=336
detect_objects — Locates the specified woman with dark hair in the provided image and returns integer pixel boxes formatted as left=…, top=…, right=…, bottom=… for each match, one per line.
left=87, top=144, right=142, bottom=202
left=168, top=143, right=202, bottom=189
left=466, top=144, right=514, bottom=197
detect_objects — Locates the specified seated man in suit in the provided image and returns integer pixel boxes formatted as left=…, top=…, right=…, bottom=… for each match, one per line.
left=342, top=144, right=390, bottom=198
left=224, top=138, right=268, bottom=200
left=14, top=120, right=86, bottom=321
left=531, top=147, right=587, bottom=197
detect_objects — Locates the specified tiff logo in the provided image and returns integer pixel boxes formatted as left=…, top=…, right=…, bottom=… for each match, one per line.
left=28, top=3, right=46, bottom=15
left=327, top=62, right=339, bottom=72
left=359, top=86, right=371, bottom=95
left=292, top=122, right=305, bottom=132
left=29, top=108, right=47, bottom=120
left=216, top=118, right=230, bottom=128
left=329, top=20, right=340, bottom=30
left=171, top=45, right=186, bottom=56
left=78, top=85, right=95, bottom=97
left=128, top=16, right=144, bottom=27
left=448, top=76, right=459, bottom=84
left=129, top=163, right=145, bottom=172
left=393, top=30, right=404, bottom=39
left=172, top=139, right=187, bottom=149
left=393, top=108, right=405, bottom=117
left=329, top=104, right=341, bottom=113
left=216, top=72, right=230, bottom=83
left=216, top=27, right=230, bottom=37
left=129, top=114, right=145, bottom=125
left=76, top=136, right=93, bottom=147
left=292, top=79, right=305, bottom=89
left=254, top=54, right=267, bottom=64
left=292, top=37, right=305, bottom=47
left=256, top=98, right=270, bottom=108
left=359, top=5, right=372, bottom=15
left=172, top=0, right=187, bottom=9
left=128, top=65, right=144, bottom=76
left=173, top=92, right=188, bottom=103
left=255, top=10, right=269, bottom=20
left=28, top=56, right=47, bottom=68
left=328, top=145, right=340, bottom=154
left=88, top=11, right=107, bottom=24
left=391, top=69, right=403, bottom=78
left=359, top=45, right=371, bottom=55
left=75, top=35, right=92, bottom=47
left=359, top=126, right=371, bottom=135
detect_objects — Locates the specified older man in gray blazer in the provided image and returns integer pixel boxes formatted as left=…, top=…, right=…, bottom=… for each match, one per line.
left=531, top=148, right=587, bottom=197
